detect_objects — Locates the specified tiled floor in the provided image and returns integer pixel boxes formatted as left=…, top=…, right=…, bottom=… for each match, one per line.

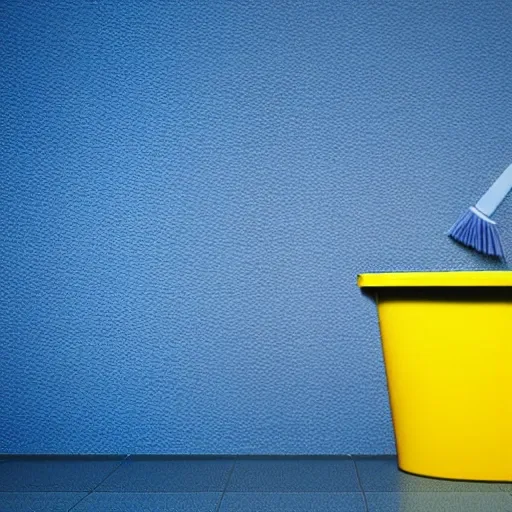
left=0, top=455, right=510, bottom=511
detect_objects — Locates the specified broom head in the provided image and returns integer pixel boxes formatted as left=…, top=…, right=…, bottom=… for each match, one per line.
left=448, top=207, right=505, bottom=258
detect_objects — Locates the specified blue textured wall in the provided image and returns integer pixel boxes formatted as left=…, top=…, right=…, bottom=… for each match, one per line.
left=1, top=0, right=511, bottom=454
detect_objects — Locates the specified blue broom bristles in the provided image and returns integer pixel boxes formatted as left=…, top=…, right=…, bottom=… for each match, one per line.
left=448, top=209, right=505, bottom=258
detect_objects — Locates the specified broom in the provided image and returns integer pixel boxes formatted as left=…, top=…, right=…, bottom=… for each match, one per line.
left=448, top=163, right=512, bottom=258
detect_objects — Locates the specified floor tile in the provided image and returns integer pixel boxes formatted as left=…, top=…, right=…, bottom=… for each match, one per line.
left=0, top=459, right=123, bottom=492
left=227, top=457, right=359, bottom=492
left=96, top=458, right=234, bottom=492
left=355, top=457, right=508, bottom=492
left=73, top=492, right=222, bottom=511
left=0, top=492, right=86, bottom=511
left=366, top=492, right=512, bottom=512
left=219, top=492, right=366, bottom=512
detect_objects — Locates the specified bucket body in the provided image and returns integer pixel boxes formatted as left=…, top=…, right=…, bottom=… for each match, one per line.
left=358, top=272, right=512, bottom=481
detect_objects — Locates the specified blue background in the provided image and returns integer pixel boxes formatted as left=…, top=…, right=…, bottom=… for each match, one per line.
left=1, top=0, right=511, bottom=454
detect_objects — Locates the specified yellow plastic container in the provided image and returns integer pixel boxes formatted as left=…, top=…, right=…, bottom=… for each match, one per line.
left=358, top=271, right=512, bottom=481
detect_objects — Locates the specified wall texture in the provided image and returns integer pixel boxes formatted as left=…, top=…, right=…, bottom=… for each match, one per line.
left=1, top=0, right=511, bottom=454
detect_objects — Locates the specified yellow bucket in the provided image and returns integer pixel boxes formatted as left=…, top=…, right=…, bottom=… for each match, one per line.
left=358, top=271, right=512, bottom=481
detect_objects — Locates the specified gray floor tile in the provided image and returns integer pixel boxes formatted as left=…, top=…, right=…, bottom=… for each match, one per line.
left=366, top=492, right=512, bottom=512
left=73, top=492, right=222, bottom=511
left=219, top=492, right=366, bottom=512
left=0, top=459, right=123, bottom=492
left=97, top=458, right=234, bottom=492
left=227, top=457, right=359, bottom=492
left=355, top=457, right=508, bottom=492
left=0, top=492, right=86, bottom=511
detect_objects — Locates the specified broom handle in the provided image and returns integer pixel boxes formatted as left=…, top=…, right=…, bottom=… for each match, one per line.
left=475, top=163, right=512, bottom=217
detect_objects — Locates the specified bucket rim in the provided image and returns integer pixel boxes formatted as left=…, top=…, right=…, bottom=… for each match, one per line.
left=357, top=271, right=512, bottom=287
